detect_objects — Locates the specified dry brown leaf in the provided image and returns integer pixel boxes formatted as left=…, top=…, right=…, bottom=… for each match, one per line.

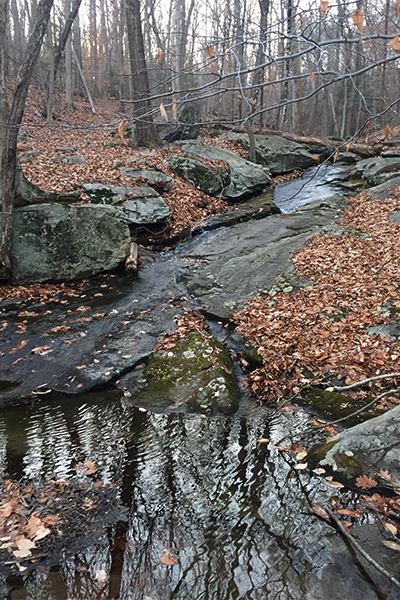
left=158, top=48, right=164, bottom=64
left=309, top=506, right=329, bottom=519
left=118, top=119, right=127, bottom=142
left=388, top=36, right=400, bottom=54
left=299, top=13, right=305, bottom=25
left=172, top=102, right=178, bottom=121
left=351, top=10, right=363, bottom=32
left=310, top=72, right=315, bottom=90
left=384, top=124, right=391, bottom=140
left=385, top=523, right=397, bottom=535
left=294, top=463, right=308, bottom=470
left=395, top=0, right=399, bottom=17
left=320, top=1, right=329, bottom=16
left=206, top=45, right=214, bottom=58
left=159, top=102, right=168, bottom=122
left=365, top=120, right=371, bottom=130
left=159, top=555, right=178, bottom=565
left=337, top=509, right=361, bottom=518
left=324, top=479, right=344, bottom=488
left=257, top=438, right=270, bottom=443
left=383, top=540, right=400, bottom=551
left=356, top=475, right=378, bottom=490
left=379, top=469, right=391, bottom=481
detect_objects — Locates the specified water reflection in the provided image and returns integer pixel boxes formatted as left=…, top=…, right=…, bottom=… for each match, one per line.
left=0, top=393, right=387, bottom=599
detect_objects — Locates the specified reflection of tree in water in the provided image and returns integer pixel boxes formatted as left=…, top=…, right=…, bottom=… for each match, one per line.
left=0, top=397, right=384, bottom=599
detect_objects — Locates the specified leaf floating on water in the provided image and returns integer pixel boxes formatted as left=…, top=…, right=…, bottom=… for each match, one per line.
left=383, top=540, right=400, bottom=551
left=83, top=460, right=97, bottom=475
left=337, top=509, right=361, bottom=518
left=378, top=469, right=391, bottom=481
left=159, top=555, right=178, bottom=565
left=296, top=450, right=308, bottom=460
left=324, top=479, right=344, bottom=488
left=294, top=463, right=308, bottom=470
left=356, top=475, right=377, bottom=489
left=312, top=467, right=326, bottom=475
left=257, top=438, right=270, bottom=443
left=309, top=506, right=329, bottom=519
left=385, top=523, right=397, bottom=535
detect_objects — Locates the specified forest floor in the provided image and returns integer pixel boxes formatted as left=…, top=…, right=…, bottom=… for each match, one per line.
left=2, top=86, right=400, bottom=411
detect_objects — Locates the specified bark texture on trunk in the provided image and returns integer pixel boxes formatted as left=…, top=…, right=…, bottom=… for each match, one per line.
left=125, top=0, right=161, bottom=147
left=0, top=0, right=54, bottom=279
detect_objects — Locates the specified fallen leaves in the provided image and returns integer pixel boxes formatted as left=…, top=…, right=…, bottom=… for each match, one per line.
left=356, top=475, right=378, bottom=490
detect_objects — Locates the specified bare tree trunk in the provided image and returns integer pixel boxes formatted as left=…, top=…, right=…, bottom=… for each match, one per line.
left=65, top=0, right=73, bottom=107
left=125, top=0, right=161, bottom=147
left=0, top=0, right=54, bottom=279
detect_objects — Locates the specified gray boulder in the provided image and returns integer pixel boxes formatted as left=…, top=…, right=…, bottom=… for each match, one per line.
left=166, top=155, right=224, bottom=195
left=51, top=154, right=86, bottom=164
left=82, top=184, right=170, bottom=225
left=231, top=134, right=318, bottom=175
left=3, top=203, right=130, bottom=284
left=348, top=157, right=400, bottom=185
left=182, top=143, right=271, bottom=200
left=119, top=167, right=172, bottom=192
left=156, top=105, right=201, bottom=142
left=317, top=404, right=400, bottom=493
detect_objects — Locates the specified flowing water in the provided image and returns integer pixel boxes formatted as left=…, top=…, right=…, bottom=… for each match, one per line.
left=1, top=169, right=397, bottom=600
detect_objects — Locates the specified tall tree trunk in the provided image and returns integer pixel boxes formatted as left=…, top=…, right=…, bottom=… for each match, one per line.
left=0, top=0, right=54, bottom=279
left=125, top=0, right=161, bottom=147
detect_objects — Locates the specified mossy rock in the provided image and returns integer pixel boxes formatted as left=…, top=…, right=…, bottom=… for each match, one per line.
left=166, top=155, right=223, bottom=196
left=125, top=332, right=240, bottom=415
left=298, top=387, right=384, bottom=425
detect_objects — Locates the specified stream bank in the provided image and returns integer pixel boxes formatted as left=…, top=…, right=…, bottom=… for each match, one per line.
left=1, top=164, right=400, bottom=598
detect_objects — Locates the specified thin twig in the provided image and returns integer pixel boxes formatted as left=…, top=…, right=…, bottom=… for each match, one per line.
left=331, top=373, right=400, bottom=392
left=372, top=254, right=400, bottom=276
left=324, top=506, right=400, bottom=591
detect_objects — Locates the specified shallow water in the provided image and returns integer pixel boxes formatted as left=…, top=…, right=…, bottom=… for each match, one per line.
left=273, top=165, right=346, bottom=213
left=0, top=391, right=394, bottom=600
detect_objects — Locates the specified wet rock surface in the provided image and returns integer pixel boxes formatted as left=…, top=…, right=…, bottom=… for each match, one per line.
left=120, top=331, right=240, bottom=415
left=316, top=404, right=400, bottom=493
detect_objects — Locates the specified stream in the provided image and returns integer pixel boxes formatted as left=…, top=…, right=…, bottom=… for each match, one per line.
left=1, top=168, right=398, bottom=599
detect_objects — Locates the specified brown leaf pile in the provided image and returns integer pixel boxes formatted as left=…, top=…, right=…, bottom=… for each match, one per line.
left=232, top=191, right=400, bottom=402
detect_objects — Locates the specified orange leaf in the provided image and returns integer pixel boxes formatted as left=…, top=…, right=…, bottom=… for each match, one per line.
left=395, top=0, right=399, bottom=17
left=310, top=72, right=315, bottom=90
left=320, top=1, right=329, bottom=16
left=337, top=509, right=361, bottom=517
left=206, top=45, right=214, bottom=58
left=9, top=339, right=28, bottom=353
left=388, top=35, right=400, bottom=54
left=356, top=475, right=378, bottom=489
left=172, top=102, right=178, bottom=121
left=160, top=102, right=168, bottom=122
left=160, top=555, right=178, bottom=565
left=384, top=124, right=391, bottom=140
left=333, top=148, right=339, bottom=163
left=118, top=119, right=127, bottom=141
left=158, top=48, right=164, bottom=64
left=351, top=10, right=363, bottom=32
left=298, top=13, right=305, bottom=25
left=310, top=506, right=328, bottom=519
left=365, top=120, right=371, bottom=130
left=93, top=481, right=102, bottom=488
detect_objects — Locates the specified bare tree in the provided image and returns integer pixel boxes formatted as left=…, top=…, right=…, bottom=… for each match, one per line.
left=0, top=0, right=54, bottom=279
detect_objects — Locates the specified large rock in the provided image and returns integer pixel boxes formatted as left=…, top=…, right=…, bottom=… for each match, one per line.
left=231, top=134, right=318, bottom=175
left=166, top=155, right=224, bottom=195
left=156, top=105, right=201, bottom=142
left=119, top=167, right=172, bottom=192
left=315, top=404, right=400, bottom=493
left=3, top=203, right=130, bottom=284
left=82, top=184, right=170, bottom=225
left=182, top=143, right=271, bottom=200
left=120, top=331, right=240, bottom=415
left=348, top=157, right=400, bottom=186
